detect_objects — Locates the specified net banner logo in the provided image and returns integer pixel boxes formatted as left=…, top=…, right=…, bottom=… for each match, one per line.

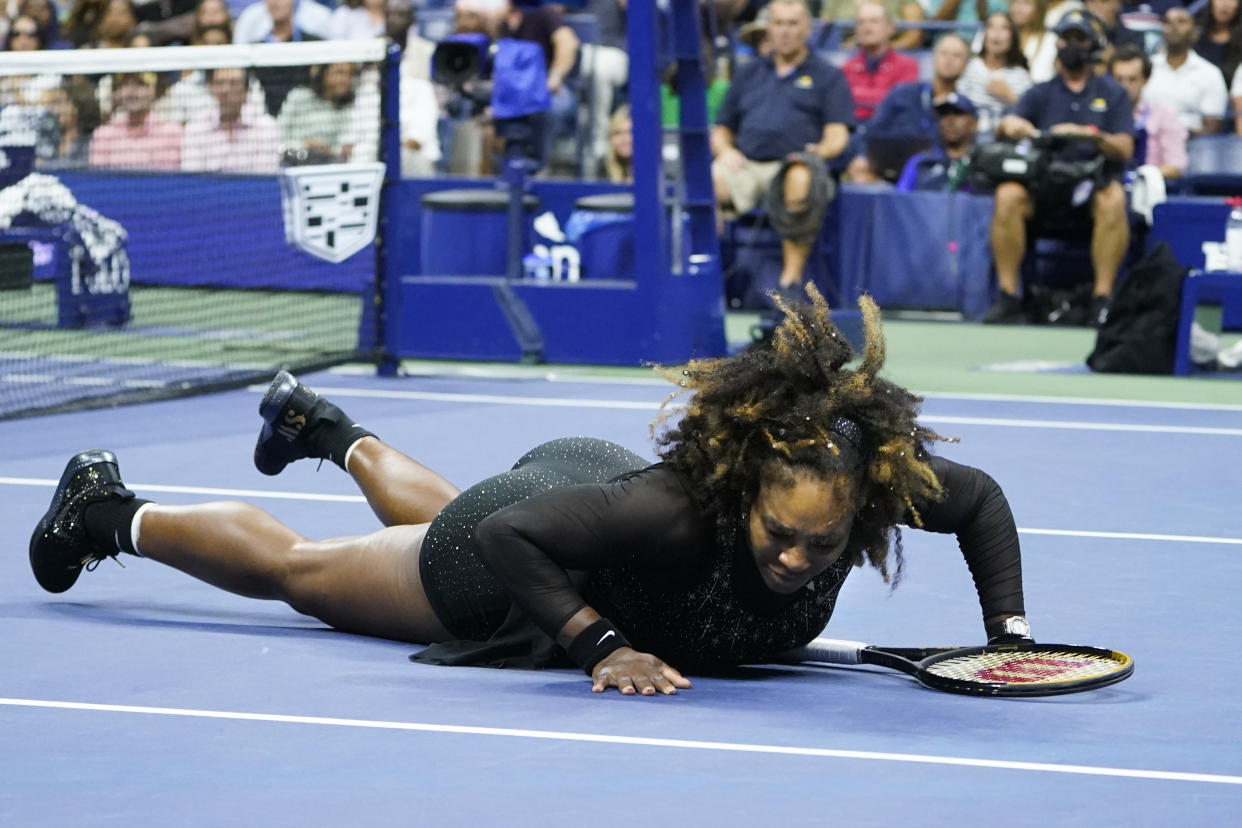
left=279, top=162, right=385, bottom=264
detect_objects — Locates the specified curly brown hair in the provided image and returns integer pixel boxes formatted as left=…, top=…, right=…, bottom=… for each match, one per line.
left=652, top=285, right=952, bottom=585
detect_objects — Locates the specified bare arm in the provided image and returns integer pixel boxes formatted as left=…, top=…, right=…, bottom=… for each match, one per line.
left=547, top=25, right=579, bottom=92
left=807, top=122, right=849, bottom=160
left=891, top=1, right=925, bottom=50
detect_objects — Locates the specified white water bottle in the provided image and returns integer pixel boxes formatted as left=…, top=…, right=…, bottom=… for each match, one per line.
left=1226, top=197, right=1242, bottom=272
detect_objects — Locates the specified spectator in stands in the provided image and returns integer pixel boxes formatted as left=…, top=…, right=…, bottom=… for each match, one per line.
left=581, top=0, right=629, bottom=164
left=957, top=12, right=1033, bottom=137
left=181, top=66, right=280, bottom=173
left=927, top=0, right=1009, bottom=43
left=1, top=15, right=61, bottom=107
left=983, top=10, right=1133, bottom=327
left=453, top=0, right=502, bottom=37
left=843, top=32, right=969, bottom=182
left=136, top=0, right=231, bottom=45
left=603, top=103, right=632, bottom=183
left=1194, top=0, right=1242, bottom=89
left=496, top=0, right=581, bottom=150
left=35, top=78, right=99, bottom=168
left=156, top=24, right=267, bottom=125
left=387, top=0, right=441, bottom=176
left=330, top=0, right=386, bottom=40
left=1083, top=0, right=1146, bottom=64
left=88, top=72, right=182, bottom=170
left=63, top=0, right=108, bottom=47
left=895, top=91, right=979, bottom=191
left=191, top=0, right=233, bottom=40
left=233, top=0, right=330, bottom=43
left=235, top=0, right=325, bottom=117
left=819, top=0, right=926, bottom=51
left=277, top=62, right=362, bottom=163
left=1109, top=42, right=1186, bottom=178
left=1011, top=0, right=1059, bottom=83
left=130, top=0, right=197, bottom=44
left=12, top=0, right=70, bottom=48
left=1146, top=7, right=1229, bottom=136
left=840, top=2, right=919, bottom=123
left=1044, top=0, right=1084, bottom=30
left=711, top=0, right=853, bottom=294
left=89, top=0, right=137, bottom=47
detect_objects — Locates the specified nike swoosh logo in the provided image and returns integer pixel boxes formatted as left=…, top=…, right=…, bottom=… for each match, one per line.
left=595, top=630, right=616, bottom=646
left=113, top=530, right=122, bottom=550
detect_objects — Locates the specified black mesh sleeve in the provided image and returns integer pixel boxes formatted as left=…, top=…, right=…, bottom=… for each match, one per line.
left=914, top=455, right=1026, bottom=633
left=473, top=466, right=713, bottom=645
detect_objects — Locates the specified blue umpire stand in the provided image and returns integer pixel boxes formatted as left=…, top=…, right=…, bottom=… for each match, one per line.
left=378, top=0, right=728, bottom=367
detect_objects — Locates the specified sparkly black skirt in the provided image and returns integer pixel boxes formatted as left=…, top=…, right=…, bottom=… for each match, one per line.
left=417, top=437, right=648, bottom=641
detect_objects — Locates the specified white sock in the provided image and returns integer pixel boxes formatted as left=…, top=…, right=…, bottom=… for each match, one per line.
left=130, top=502, right=153, bottom=557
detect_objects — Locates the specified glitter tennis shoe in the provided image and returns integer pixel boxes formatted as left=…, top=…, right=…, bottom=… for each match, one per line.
left=253, top=370, right=354, bottom=476
left=29, top=449, right=134, bottom=593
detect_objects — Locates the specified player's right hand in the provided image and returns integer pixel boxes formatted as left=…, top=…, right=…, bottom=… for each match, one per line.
left=591, top=647, right=692, bottom=696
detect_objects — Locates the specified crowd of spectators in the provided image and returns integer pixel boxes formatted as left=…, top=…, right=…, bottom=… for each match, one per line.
left=2, top=0, right=1241, bottom=321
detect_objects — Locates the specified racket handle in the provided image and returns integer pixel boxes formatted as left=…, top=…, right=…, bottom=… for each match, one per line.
left=779, top=638, right=869, bottom=665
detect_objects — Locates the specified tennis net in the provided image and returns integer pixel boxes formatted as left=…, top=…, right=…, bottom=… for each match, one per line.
left=0, top=39, right=390, bottom=419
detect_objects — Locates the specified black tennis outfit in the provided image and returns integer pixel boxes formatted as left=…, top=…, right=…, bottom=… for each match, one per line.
left=412, top=437, right=1023, bottom=670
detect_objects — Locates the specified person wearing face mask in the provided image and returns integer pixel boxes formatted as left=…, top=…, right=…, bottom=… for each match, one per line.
left=29, top=287, right=1030, bottom=695
left=982, top=9, right=1133, bottom=328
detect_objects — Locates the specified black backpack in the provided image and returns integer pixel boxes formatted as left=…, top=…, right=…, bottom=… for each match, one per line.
left=1086, top=242, right=1188, bottom=374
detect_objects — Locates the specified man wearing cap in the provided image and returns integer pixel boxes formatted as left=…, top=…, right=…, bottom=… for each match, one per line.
left=712, top=0, right=854, bottom=295
left=983, top=9, right=1133, bottom=327
left=895, top=92, right=979, bottom=191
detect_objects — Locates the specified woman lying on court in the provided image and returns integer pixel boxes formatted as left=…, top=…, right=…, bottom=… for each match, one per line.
left=30, top=287, right=1031, bottom=695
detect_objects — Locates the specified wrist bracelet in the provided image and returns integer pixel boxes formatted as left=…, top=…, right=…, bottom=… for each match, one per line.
left=566, top=618, right=631, bottom=675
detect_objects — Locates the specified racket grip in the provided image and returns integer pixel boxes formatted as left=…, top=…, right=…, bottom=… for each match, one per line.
left=779, top=638, right=868, bottom=665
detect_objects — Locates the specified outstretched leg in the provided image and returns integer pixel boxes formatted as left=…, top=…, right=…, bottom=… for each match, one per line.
left=134, top=501, right=453, bottom=643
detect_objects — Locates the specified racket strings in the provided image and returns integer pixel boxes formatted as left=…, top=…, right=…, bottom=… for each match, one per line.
left=926, top=649, right=1127, bottom=685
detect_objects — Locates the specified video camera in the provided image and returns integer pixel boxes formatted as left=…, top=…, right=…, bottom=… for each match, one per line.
left=432, top=30, right=555, bottom=164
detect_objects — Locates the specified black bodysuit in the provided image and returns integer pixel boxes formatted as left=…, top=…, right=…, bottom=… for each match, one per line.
left=412, top=437, right=1024, bottom=670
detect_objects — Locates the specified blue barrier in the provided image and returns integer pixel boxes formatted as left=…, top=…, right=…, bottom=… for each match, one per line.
left=55, top=171, right=373, bottom=293
left=1150, top=197, right=1242, bottom=329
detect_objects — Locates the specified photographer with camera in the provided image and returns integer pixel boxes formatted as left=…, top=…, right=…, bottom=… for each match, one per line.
left=981, top=10, right=1133, bottom=327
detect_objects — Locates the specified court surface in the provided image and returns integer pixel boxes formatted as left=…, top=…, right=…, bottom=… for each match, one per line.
left=2, top=357, right=1240, bottom=826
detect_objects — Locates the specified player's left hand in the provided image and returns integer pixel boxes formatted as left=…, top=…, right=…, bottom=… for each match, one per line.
left=591, top=647, right=692, bottom=696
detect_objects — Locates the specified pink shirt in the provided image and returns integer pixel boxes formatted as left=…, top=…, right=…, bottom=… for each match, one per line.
left=181, top=111, right=280, bottom=174
left=1136, top=98, right=1187, bottom=175
left=88, top=113, right=183, bottom=171
left=840, top=48, right=920, bottom=123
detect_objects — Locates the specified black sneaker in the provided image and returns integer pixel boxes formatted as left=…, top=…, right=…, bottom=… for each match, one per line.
left=1090, top=294, right=1111, bottom=328
left=254, top=370, right=354, bottom=476
left=980, top=291, right=1025, bottom=325
left=29, top=450, right=134, bottom=593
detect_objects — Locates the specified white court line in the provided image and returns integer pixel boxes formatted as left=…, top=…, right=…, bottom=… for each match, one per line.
left=2, top=476, right=1237, bottom=545
left=328, top=366, right=1242, bottom=411
left=0, top=476, right=365, bottom=503
left=917, top=391, right=1242, bottom=413
left=0, top=697, right=1238, bottom=786
left=250, top=386, right=1242, bottom=436
left=921, top=415, right=1242, bottom=437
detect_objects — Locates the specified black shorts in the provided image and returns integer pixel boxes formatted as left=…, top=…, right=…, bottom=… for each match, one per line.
left=418, top=437, right=649, bottom=640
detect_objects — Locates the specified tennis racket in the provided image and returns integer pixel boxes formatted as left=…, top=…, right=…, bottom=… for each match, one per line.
left=780, top=638, right=1133, bottom=697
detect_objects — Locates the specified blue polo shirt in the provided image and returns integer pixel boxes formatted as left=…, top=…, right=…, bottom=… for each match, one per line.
left=716, top=53, right=855, bottom=161
left=1012, top=73, right=1134, bottom=172
left=864, top=81, right=938, bottom=142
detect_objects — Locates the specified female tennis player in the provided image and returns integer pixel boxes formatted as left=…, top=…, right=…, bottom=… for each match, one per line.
left=30, top=287, right=1030, bottom=696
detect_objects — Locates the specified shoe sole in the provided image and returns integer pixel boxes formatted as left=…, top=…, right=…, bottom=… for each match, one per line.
left=29, top=449, right=118, bottom=594
left=258, top=370, right=299, bottom=425
left=254, top=371, right=316, bottom=477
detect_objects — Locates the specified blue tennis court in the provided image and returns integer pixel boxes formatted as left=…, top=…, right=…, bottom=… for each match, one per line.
left=2, top=366, right=1240, bottom=825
